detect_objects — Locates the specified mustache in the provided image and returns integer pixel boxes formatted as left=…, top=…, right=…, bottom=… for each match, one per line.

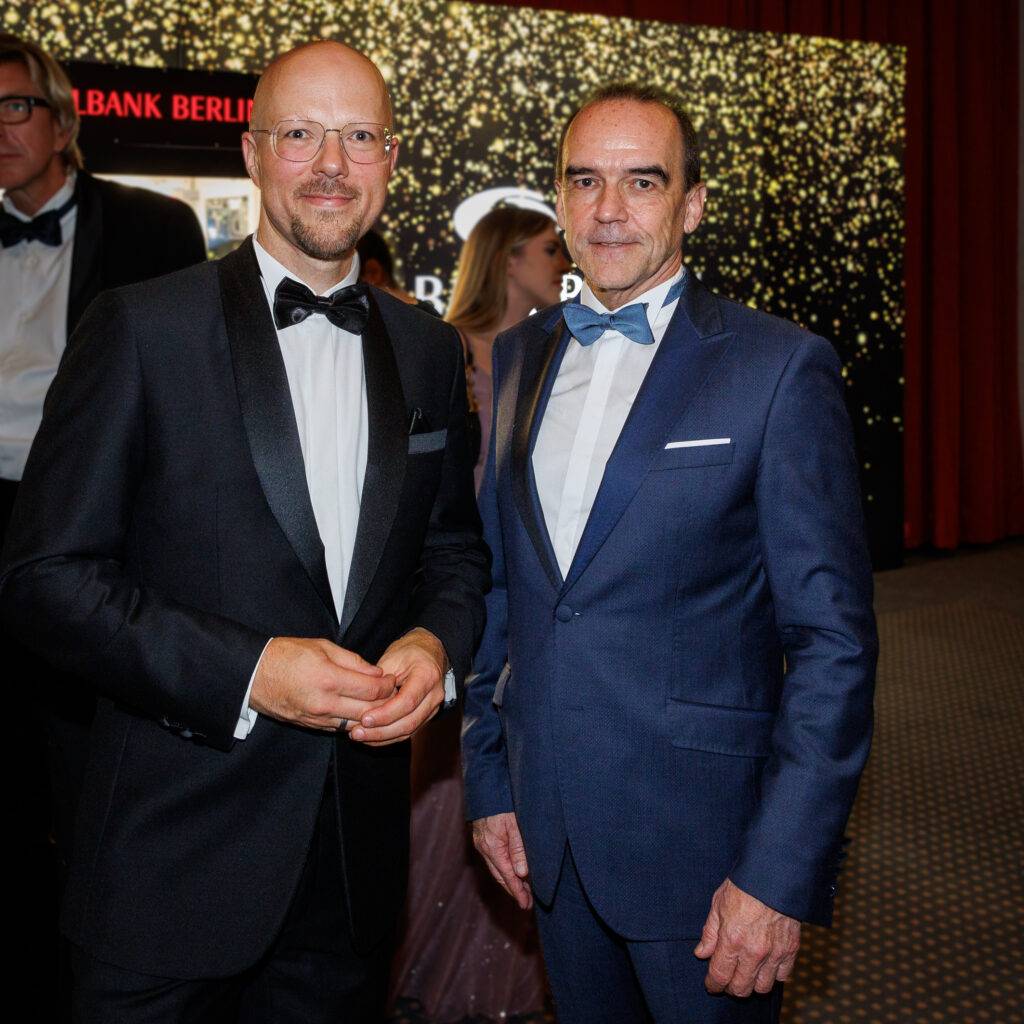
left=294, top=178, right=360, bottom=200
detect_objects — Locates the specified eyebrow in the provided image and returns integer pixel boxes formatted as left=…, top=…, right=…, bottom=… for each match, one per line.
left=563, top=164, right=670, bottom=183
left=628, top=165, right=670, bottom=183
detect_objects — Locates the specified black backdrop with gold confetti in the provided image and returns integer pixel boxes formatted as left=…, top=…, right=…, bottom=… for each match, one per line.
left=6, top=1, right=905, bottom=563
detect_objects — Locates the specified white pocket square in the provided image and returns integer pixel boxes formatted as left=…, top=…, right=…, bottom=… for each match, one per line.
left=664, top=437, right=731, bottom=449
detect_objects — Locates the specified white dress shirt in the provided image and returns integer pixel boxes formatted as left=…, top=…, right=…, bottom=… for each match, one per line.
left=236, top=240, right=370, bottom=738
left=533, top=268, right=685, bottom=579
left=238, top=241, right=457, bottom=738
left=0, top=170, right=77, bottom=480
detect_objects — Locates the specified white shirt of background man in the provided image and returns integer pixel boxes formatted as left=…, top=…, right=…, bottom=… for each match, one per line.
left=0, top=170, right=77, bottom=481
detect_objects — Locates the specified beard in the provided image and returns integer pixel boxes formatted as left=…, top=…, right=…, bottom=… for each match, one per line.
left=289, top=178, right=364, bottom=261
left=291, top=213, right=362, bottom=261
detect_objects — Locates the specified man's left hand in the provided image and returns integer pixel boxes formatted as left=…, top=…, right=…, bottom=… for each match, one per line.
left=694, top=878, right=801, bottom=997
left=348, top=628, right=447, bottom=746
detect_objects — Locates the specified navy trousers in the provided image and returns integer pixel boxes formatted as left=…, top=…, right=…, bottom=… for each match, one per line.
left=534, top=845, right=784, bottom=1024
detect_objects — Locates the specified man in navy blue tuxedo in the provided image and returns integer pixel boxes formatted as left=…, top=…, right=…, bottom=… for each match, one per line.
left=462, top=82, right=877, bottom=1023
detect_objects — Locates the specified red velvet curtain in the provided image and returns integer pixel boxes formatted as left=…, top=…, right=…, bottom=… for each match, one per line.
left=485, top=0, right=1024, bottom=550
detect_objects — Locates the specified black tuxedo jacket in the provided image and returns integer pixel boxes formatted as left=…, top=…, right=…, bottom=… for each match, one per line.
left=67, top=170, right=206, bottom=338
left=0, top=239, right=489, bottom=978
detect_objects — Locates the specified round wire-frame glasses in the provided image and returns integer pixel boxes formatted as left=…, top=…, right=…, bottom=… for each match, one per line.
left=250, top=120, right=395, bottom=164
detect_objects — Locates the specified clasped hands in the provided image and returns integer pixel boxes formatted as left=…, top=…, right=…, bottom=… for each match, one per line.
left=250, top=629, right=447, bottom=746
left=473, top=812, right=800, bottom=998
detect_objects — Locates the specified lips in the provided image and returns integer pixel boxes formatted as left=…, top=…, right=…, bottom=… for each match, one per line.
left=301, top=193, right=354, bottom=206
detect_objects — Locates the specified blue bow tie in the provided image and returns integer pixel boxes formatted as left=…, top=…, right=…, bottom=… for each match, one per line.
left=564, top=301, right=654, bottom=346
left=562, top=273, right=687, bottom=346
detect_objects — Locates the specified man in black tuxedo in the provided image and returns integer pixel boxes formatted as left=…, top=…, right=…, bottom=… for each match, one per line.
left=0, top=33, right=205, bottom=1005
left=1, top=38, right=488, bottom=1022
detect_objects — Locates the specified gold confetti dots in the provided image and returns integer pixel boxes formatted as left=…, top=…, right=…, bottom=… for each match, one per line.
left=12, top=0, right=904, bottom=538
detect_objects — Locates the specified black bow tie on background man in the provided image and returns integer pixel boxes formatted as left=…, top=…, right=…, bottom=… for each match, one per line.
left=273, top=276, right=370, bottom=335
left=0, top=193, right=77, bottom=248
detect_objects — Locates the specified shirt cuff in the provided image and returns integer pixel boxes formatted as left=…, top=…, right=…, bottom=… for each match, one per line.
left=443, top=667, right=457, bottom=709
left=234, top=638, right=272, bottom=740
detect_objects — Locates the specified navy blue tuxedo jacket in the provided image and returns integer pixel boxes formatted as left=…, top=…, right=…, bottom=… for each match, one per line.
left=462, top=270, right=877, bottom=938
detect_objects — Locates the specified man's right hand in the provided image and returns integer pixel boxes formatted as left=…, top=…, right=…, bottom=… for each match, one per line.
left=250, top=637, right=396, bottom=732
left=472, top=811, right=533, bottom=910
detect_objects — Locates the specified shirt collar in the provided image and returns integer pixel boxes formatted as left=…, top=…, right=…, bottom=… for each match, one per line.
left=253, top=236, right=360, bottom=303
left=579, top=265, right=686, bottom=329
left=2, top=169, right=77, bottom=222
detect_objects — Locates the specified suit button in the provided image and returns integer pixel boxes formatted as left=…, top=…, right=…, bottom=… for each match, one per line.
left=555, top=605, right=573, bottom=622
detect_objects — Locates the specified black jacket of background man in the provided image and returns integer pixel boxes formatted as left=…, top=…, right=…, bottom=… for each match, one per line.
left=0, top=237, right=489, bottom=978
left=65, top=170, right=207, bottom=337
left=6, top=169, right=205, bottom=867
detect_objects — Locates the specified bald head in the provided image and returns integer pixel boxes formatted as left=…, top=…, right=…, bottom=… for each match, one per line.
left=250, top=40, right=392, bottom=130
left=242, top=39, right=399, bottom=293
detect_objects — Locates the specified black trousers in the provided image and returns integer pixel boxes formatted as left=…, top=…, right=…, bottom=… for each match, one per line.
left=71, top=774, right=392, bottom=1024
left=4, top=476, right=79, bottom=1022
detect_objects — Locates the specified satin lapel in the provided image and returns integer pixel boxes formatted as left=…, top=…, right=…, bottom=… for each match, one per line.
left=511, top=317, right=571, bottom=591
left=561, top=273, right=730, bottom=596
left=339, top=295, right=407, bottom=637
left=66, top=172, right=103, bottom=338
left=219, top=238, right=336, bottom=620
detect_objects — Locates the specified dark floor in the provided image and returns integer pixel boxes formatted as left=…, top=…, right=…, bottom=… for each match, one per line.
left=783, top=540, right=1023, bottom=1023
left=392, top=541, right=1024, bottom=1024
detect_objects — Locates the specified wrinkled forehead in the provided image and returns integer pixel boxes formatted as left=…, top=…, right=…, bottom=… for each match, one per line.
left=255, top=49, right=392, bottom=127
left=565, top=99, right=684, bottom=175
left=0, top=55, right=41, bottom=94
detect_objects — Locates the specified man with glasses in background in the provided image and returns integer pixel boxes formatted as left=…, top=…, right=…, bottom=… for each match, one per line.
left=1, top=39, right=487, bottom=1021
left=0, top=33, right=204, bottom=1014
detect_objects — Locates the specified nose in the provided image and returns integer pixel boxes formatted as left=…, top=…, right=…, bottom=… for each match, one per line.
left=593, top=183, right=626, bottom=223
left=312, top=129, right=350, bottom=177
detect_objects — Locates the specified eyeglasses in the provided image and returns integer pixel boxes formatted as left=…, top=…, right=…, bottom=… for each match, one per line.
left=0, top=95, right=52, bottom=125
left=250, top=120, right=395, bottom=164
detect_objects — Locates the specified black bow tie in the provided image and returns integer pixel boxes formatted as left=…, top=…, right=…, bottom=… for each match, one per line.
left=273, top=276, right=370, bottom=335
left=0, top=193, right=76, bottom=248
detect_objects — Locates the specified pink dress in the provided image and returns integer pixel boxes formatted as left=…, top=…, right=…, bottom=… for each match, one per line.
left=388, top=365, right=548, bottom=1021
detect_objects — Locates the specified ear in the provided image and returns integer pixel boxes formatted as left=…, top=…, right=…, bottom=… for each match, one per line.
left=241, top=132, right=261, bottom=188
left=51, top=118, right=73, bottom=160
left=554, top=179, right=565, bottom=231
left=683, top=183, right=707, bottom=235
left=385, top=136, right=400, bottom=179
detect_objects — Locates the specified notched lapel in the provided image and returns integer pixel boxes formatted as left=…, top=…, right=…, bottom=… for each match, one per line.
left=339, top=295, right=407, bottom=638
left=218, top=238, right=337, bottom=620
left=561, top=273, right=731, bottom=595
left=511, top=318, right=570, bottom=591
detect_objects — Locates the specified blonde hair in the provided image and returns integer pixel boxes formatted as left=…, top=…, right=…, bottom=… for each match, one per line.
left=446, top=206, right=556, bottom=334
left=0, top=34, right=84, bottom=170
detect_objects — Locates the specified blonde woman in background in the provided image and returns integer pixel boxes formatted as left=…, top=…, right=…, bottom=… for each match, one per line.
left=389, top=206, right=569, bottom=1023
left=450, top=206, right=571, bottom=491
